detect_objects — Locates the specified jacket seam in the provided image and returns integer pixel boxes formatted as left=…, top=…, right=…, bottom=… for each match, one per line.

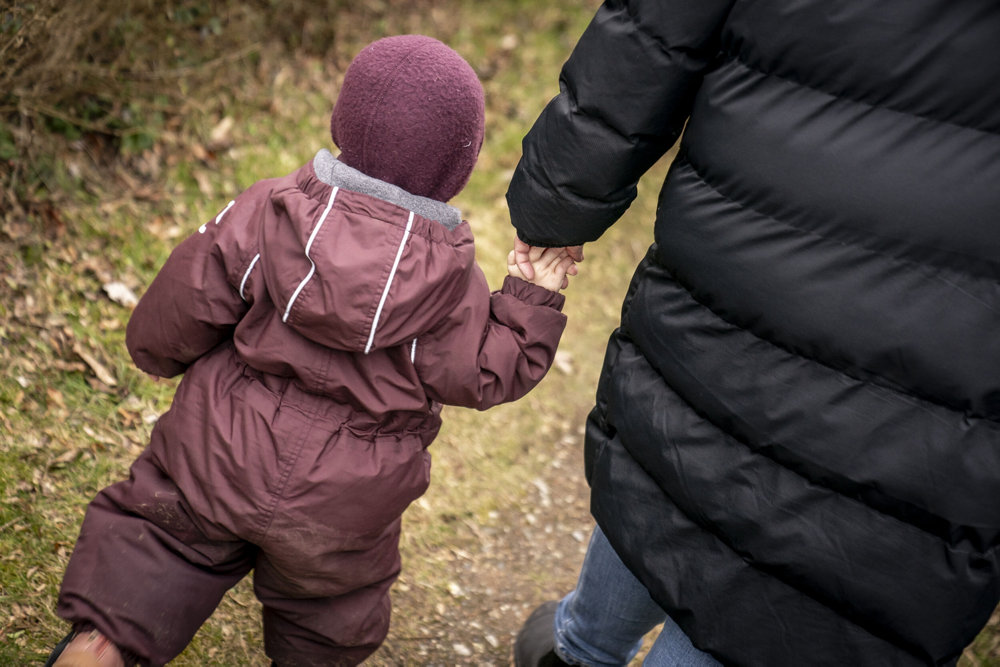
left=365, top=210, right=415, bottom=354
left=238, top=252, right=261, bottom=301
left=611, top=0, right=724, bottom=77
left=673, top=156, right=1000, bottom=423
left=198, top=199, right=235, bottom=234
left=623, top=260, right=1000, bottom=552
left=682, top=150, right=1000, bottom=280
left=254, top=416, right=313, bottom=544
left=282, top=186, right=339, bottom=323
left=725, top=51, right=1000, bottom=139
left=681, top=132, right=1000, bottom=285
left=600, top=452, right=943, bottom=660
left=608, top=334, right=999, bottom=562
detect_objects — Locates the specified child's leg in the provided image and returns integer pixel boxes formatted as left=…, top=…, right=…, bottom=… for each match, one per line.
left=57, top=453, right=255, bottom=666
left=255, top=563, right=395, bottom=666
left=252, top=523, right=402, bottom=666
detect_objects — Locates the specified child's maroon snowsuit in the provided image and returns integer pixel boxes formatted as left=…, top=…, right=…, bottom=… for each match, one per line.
left=56, top=152, right=567, bottom=666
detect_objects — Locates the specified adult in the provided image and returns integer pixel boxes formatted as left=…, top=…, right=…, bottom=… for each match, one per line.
left=507, top=0, right=1000, bottom=665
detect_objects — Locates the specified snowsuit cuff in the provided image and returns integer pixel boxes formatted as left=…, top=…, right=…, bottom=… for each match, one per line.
left=501, top=275, right=566, bottom=311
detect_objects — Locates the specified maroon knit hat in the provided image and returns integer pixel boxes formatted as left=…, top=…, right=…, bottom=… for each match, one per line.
left=331, top=35, right=485, bottom=203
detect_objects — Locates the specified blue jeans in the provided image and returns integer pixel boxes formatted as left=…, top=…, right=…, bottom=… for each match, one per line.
left=554, top=527, right=721, bottom=666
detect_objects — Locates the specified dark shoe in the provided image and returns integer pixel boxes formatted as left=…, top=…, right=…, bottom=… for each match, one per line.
left=46, top=628, right=126, bottom=667
left=514, top=601, right=570, bottom=666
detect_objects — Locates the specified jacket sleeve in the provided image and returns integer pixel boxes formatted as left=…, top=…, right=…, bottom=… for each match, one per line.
left=506, top=0, right=734, bottom=247
left=413, top=274, right=567, bottom=410
left=126, top=199, right=253, bottom=377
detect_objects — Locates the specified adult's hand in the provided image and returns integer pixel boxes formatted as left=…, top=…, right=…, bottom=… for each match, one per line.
left=513, top=236, right=584, bottom=281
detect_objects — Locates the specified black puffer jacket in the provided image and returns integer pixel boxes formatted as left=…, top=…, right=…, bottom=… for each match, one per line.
left=507, top=0, right=1000, bottom=664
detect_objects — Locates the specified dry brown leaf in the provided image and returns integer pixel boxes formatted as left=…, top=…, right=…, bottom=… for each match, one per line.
left=48, top=448, right=81, bottom=470
left=191, top=142, right=211, bottom=162
left=72, top=341, right=117, bottom=387
left=45, top=387, right=65, bottom=409
left=194, top=170, right=214, bottom=197
left=50, top=360, right=87, bottom=373
left=78, top=254, right=113, bottom=282
left=86, top=377, right=116, bottom=394
left=208, top=116, right=235, bottom=150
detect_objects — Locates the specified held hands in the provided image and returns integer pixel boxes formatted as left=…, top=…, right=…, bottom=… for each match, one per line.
left=512, top=237, right=583, bottom=282
left=507, top=237, right=583, bottom=292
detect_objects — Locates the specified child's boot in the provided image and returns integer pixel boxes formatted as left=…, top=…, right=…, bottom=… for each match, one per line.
left=46, top=628, right=126, bottom=667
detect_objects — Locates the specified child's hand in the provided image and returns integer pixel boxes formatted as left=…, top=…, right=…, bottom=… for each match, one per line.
left=507, top=247, right=577, bottom=292
left=512, top=237, right=583, bottom=281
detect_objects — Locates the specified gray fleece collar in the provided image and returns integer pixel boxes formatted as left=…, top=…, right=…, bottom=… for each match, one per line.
left=313, top=149, right=462, bottom=229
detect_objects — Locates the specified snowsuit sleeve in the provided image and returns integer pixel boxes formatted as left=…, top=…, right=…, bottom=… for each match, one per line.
left=413, top=273, right=566, bottom=411
left=506, top=0, right=734, bottom=247
left=126, top=198, right=255, bottom=377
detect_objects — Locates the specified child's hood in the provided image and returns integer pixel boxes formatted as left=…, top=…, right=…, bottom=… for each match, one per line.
left=257, top=150, right=476, bottom=354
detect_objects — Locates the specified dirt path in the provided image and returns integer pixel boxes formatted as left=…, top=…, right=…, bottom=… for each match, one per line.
left=377, top=423, right=594, bottom=665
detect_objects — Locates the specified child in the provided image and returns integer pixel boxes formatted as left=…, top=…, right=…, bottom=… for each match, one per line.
left=47, top=35, right=575, bottom=667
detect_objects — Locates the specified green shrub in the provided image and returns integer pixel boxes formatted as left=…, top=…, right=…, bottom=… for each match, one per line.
left=0, top=0, right=370, bottom=215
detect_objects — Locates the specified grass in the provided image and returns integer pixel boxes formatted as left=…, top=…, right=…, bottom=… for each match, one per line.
left=2, top=1, right=998, bottom=665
